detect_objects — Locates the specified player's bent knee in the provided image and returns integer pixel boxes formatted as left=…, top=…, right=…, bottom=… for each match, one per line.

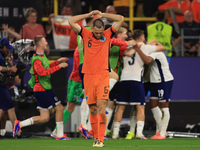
left=55, top=104, right=64, bottom=112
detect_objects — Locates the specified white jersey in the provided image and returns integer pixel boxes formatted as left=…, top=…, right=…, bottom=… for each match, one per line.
left=120, top=44, right=157, bottom=82
left=149, top=52, right=174, bottom=83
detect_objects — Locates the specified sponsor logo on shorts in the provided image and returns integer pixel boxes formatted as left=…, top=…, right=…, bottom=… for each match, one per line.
left=54, top=97, right=58, bottom=101
left=86, top=96, right=88, bottom=101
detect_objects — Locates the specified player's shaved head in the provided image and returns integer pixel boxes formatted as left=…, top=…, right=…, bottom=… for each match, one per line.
left=93, top=19, right=104, bottom=29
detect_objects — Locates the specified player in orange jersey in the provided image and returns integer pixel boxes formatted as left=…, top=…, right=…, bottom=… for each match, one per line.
left=68, top=10, right=124, bottom=147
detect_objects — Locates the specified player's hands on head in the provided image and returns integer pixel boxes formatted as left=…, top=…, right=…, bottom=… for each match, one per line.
left=59, top=62, right=68, bottom=68
left=88, top=10, right=103, bottom=19
left=95, top=10, right=103, bottom=19
left=58, top=57, right=69, bottom=63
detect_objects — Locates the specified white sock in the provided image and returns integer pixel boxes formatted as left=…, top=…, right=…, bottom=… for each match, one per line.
left=20, top=118, right=34, bottom=128
left=109, top=78, right=117, bottom=92
left=56, top=121, right=64, bottom=137
left=136, top=121, right=144, bottom=136
left=113, top=122, right=120, bottom=136
left=160, top=108, right=170, bottom=137
left=106, top=108, right=113, bottom=128
left=0, top=129, right=6, bottom=136
left=151, top=106, right=162, bottom=132
left=130, top=106, right=137, bottom=133
left=81, top=99, right=89, bottom=129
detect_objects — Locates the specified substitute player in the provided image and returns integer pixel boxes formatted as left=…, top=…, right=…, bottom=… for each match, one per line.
left=13, top=35, right=69, bottom=140
left=68, top=10, right=124, bottom=147
left=134, top=41, right=174, bottom=139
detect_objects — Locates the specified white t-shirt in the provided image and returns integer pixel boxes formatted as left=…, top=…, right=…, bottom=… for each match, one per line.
left=51, top=15, right=86, bottom=50
left=148, top=52, right=174, bottom=83
left=120, top=44, right=157, bottom=82
left=102, top=18, right=115, bottom=26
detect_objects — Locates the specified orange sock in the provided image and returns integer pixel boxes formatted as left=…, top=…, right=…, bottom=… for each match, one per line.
left=98, top=113, right=107, bottom=143
left=90, top=114, right=98, bottom=139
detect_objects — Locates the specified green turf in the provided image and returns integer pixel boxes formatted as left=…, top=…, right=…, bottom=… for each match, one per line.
left=0, top=138, right=200, bottom=150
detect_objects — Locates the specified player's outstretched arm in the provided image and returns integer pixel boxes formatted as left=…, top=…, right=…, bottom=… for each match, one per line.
left=133, top=44, right=154, bottom=64
left=68, top=11, right=97, bottom=34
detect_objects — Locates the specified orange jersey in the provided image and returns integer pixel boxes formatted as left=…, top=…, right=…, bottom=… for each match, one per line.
left=191, top=0, right=200, bottom=23
left=158, top=0, right=191, bottom=24
left=80, top=26, right=117, bottom=74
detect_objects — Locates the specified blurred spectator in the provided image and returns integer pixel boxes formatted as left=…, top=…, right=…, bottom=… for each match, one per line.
left=113, top=0, right=135, bottom=17
left=143, top=0, right=165, bottom=17
left=1, top=24, right=20, bottom=43
left=158, top=0, right=191, bottom=25
left=102, top=5, right=129, bottom=28
left=179, top=10, right=200, bottom=56
left=48, top=6, right=86, bottom=50
left=146, top=11, right=181, bottom=57
left=20, top=7, right=46, bottom=40
left=16, top=7, right=49, bottom=55
left=191, top=0, right=200, bottom=23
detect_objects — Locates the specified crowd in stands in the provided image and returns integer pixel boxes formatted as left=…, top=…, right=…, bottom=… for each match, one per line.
left=1, top=0, right=200, bottom=56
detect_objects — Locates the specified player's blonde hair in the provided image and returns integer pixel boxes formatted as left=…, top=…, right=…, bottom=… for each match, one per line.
left=33, top=35, right=44, bottom=47
left=115, top=27, right=127, bottom=38
left=117, top=27, right=127, bottom=34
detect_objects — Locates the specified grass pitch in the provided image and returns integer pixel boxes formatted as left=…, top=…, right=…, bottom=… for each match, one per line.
left=0, top=137, right=200, bottom=150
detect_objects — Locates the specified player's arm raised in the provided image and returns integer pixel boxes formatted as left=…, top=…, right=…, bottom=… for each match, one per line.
left=68, top=11, right=96, bottom=34
left=96, top=11, right=124, bottom=31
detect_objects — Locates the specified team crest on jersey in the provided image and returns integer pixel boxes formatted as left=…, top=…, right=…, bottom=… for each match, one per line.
left=100, top=36, right=106, bottom=42
left=86, top=96, right=88, bottom=101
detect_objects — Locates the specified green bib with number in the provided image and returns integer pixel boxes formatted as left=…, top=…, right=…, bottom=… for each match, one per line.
left=28, top=53, right=52, bottom=90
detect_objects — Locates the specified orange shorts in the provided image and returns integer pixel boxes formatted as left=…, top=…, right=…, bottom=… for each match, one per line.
left=84, top=73, right=109, bottom=105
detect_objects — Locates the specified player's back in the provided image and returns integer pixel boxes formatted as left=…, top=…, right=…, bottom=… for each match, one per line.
left=69, top=47, right=82, bottom=82
left=120, top=44, right=157, bottom=82
left=149, top=52, right=174, bottom=83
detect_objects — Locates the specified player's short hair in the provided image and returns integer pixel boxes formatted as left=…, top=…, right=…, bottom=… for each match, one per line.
left=33, top=35, right=44, bottom=47
left=156, top=11, right=165, bottom=21
left=86, top=18, right=93, bottom=24
left=93, top=19, right=104, bottom=29
left=25, top=7, right=37, bottom=18
left=132, top=29, right=144, bottom=40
